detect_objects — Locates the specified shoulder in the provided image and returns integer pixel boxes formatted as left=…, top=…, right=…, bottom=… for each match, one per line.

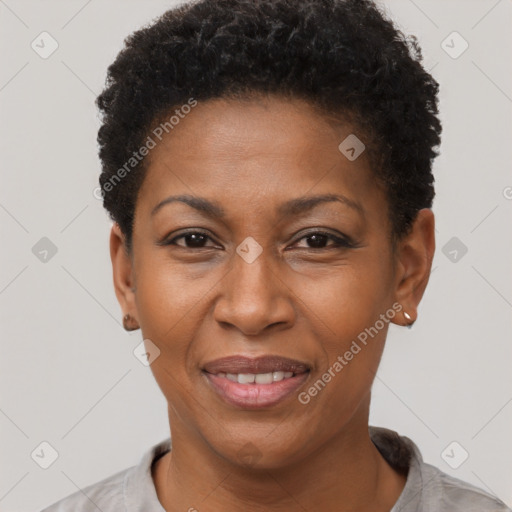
left=420, top=460, right=512, bottom=512
left=369, top=426, right=511, bottom=512
left=40, top=466, right=129, bottom=512
left=39, top=437, right=171, bottom=512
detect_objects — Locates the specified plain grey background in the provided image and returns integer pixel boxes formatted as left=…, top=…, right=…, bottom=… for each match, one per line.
left=1, top=0, right=511, bottom=510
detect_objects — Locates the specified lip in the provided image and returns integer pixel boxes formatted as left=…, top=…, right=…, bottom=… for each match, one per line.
left=202, top=355, right=311, bottom=409
left=203, top=355, right=310, bottom=375
left=204, top=372, right=310, bottom=409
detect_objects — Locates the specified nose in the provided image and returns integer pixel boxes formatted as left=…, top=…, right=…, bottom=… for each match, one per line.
left=213, top=243, right=295, bottom=336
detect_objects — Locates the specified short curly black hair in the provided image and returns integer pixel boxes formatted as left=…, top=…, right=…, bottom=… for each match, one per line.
left=96, top=0, right=441, bottom=254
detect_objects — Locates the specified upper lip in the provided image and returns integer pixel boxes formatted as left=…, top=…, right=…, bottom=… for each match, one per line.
left=203, top=355, right=310, bottom=375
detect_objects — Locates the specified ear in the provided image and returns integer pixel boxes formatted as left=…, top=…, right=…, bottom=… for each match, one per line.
left=110, top=222, right=138, bottom=321
left=391, top=208, right=435, bottom=327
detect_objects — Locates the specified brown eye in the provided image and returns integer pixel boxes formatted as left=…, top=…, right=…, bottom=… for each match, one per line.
left=292, top=231, right=353, bottom=250
left=166, top=231, right=217, bottom=249
left=303, top=233, right=330, bottom=249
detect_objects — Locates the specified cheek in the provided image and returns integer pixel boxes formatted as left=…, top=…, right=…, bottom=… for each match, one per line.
left=306, top=255, right=393, bottom=337
left=132, top=248, right=232, bottom=398
left=299, top=271, right=391, bottom=422
left=133, top=243, right=214, bottom=327
left=132, top=256, right=202, bottom=373
left=298, top=252, right=393, bottom=401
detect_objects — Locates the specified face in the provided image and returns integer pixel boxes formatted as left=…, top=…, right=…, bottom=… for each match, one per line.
left=111, top=95, right=434, bottom=469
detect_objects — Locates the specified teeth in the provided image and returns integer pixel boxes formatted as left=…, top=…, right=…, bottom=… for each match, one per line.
left=238, top=373, right=255, bottom=384
left=273, top=371, right=285, bottom=381
left=216, top=371, right=297, bottom=384
left=255, top=372, right=273, bottom=384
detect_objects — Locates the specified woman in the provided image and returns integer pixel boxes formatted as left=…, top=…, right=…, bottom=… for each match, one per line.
left=42, top=0, right=511, bottom=510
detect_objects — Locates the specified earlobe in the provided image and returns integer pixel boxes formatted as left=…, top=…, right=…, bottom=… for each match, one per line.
left=391, top=208, right=435, bottom=328
left=110, top=223, right=139, bottom=326
left=403, top=311, right=414, bottom=329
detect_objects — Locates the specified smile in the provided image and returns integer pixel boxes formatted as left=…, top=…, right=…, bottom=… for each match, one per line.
left=202, top=355, right=311, bottom=409
left=215, top=371, right=294, bottom=384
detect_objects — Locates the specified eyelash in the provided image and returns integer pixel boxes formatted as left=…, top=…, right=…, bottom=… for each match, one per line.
left=292, top=231, right=355, bottom=250
left=161, top=229, right=355, bottom=250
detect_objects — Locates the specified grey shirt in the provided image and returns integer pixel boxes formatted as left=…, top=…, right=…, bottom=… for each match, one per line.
left=41, top=426, right=511, bottom=511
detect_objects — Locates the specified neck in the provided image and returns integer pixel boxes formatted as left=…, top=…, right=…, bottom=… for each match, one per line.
left=153, top=401, right=406, bottom=511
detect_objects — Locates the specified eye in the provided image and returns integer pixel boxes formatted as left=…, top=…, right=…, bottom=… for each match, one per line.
left=164, top=230, right=219, bottom=249
left=291, top=230, right=354, bottom=250
left=160, top=229, right=354, bottom=251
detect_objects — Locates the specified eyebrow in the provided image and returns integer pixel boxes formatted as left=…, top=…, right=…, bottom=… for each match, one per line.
left=151, top=194, right=225, bottom=218
left=277, top=193, right=364, bottom=218
left=151, top=193, right=364, bottom=219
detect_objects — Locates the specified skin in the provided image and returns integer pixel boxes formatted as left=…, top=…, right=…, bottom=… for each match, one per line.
left=110, top=95, right=435, bottom=511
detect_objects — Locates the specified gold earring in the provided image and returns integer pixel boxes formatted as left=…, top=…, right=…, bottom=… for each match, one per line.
left=123, top=313, right=140, bottom=331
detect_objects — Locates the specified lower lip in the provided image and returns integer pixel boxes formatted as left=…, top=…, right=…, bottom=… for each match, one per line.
left=203, top=371, right=310, bottom=409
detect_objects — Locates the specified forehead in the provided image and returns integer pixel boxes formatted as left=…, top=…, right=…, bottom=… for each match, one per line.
left=137, top=96, right=384, bottom=220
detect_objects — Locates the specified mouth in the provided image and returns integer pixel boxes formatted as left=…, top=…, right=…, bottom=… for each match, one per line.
left=202, top=355, right=311, bottom=409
